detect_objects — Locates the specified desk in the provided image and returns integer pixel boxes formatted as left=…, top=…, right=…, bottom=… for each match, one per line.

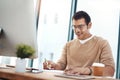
left=0, top=68, right=118, bottom=80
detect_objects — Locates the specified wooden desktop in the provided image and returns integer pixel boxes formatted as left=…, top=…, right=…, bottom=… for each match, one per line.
left=0, top=67, right=118, bottom=80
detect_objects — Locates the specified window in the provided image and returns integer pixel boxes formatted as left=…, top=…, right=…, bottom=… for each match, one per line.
left=33, top=0, right=72, bottom=68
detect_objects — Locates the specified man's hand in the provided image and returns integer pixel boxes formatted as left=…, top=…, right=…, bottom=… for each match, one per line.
left=64, top=67, right=91, bottom=75
left=43, top=59, right=56, bottom=70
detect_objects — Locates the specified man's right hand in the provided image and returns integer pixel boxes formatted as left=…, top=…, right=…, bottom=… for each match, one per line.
left=43, top=60, right=56, bottom=70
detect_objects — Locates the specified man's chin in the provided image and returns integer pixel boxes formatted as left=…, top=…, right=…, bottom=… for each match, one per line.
left=77, top=36, right=82, bottom=40
left=77, top=36, right=81, bottom=39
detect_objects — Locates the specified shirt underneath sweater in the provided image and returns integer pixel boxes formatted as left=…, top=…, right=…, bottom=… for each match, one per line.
left=57, top=36, right=115, bottom=70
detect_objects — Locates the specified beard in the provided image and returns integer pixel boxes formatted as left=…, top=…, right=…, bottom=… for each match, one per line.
left=76, top=33, right=84, bottom=40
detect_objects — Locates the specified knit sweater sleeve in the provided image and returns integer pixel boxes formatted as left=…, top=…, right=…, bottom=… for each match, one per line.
left=99, top=40, right=115, bottom=69
left=56, top=43, right=68, bottom=70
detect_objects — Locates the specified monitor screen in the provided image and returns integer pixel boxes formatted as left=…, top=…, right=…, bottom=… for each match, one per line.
left=0, top=0, right=38, bottom=58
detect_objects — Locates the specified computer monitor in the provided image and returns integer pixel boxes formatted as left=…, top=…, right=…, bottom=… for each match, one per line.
left=0, top=0, right=38, bottom=58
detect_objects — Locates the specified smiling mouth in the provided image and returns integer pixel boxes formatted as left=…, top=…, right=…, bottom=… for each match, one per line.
left=77, top=33, right=81, bottom=36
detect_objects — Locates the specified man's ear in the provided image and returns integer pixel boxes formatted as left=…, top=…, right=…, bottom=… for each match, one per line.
left=88, top=22, right=92, bottom=29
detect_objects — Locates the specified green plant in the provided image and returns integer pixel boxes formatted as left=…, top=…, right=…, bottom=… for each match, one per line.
left=16, top=44, right=35, bottom=59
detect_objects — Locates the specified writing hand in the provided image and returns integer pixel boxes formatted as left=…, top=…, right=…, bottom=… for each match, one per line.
left=43, top=59, right=55, bottom=70
left=44, top=58, right=52, bottom=69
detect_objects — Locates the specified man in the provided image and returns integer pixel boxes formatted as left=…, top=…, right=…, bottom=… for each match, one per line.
left=43, top=11, right=115, bottom=76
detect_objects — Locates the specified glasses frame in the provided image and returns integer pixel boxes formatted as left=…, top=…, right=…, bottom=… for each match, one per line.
left=72, top=24, right=86, bottom=30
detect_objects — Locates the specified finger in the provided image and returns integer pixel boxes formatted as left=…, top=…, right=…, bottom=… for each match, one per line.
left=64, top=70, right=76, bottom=75
left=64, top=70, right=72, bottom=74
left=64, top=69, right=69, bottom=72
left=64, top=68, right=73, bottom=72
left=47, top=61, right=56, bottom=70
left=70, top=71, right=78, bottom=74
left=43, top=63, right=47, bottom=68
left=43, top=62, right=51, bottom=70
left=75, top=72, right=81, bottom=75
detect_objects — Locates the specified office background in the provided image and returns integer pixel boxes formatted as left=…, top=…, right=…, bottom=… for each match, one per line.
left=0, top=0, right=120, bottom=78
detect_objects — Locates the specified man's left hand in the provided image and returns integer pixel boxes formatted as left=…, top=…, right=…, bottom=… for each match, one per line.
left=64, top=67, right=91, bottom=75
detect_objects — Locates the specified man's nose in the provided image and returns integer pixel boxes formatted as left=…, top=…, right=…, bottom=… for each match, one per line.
left=76, top=27, right=81, bottom=32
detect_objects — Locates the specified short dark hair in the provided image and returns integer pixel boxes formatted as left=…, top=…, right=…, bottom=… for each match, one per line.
left=72, top=11, right=91, bottom=25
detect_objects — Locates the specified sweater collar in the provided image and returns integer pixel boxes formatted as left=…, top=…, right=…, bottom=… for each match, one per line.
left=79, top=35, right=94, bottom=44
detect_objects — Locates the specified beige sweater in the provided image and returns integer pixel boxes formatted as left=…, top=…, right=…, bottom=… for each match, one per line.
left=57, top=36, right=115, bottom=70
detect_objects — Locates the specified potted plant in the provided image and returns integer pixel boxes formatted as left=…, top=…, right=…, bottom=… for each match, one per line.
left=15, top=44, right=35, bottom=72
left=16, top=44, right=35, bottom=59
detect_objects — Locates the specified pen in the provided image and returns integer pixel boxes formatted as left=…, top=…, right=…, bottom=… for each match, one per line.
left=44, top=58, right=51, bottom=70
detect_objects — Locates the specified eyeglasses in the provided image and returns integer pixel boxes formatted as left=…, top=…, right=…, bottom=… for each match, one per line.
left=72, top=24, right=86, bottom=30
